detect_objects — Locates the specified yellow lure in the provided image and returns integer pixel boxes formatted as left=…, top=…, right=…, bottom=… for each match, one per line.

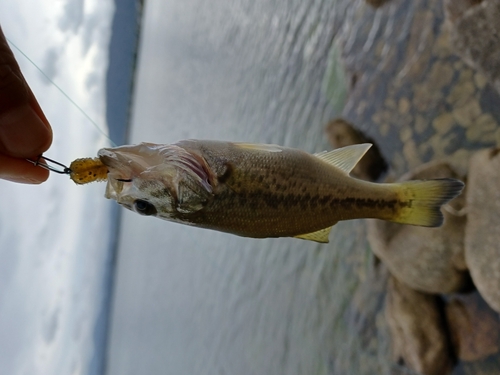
left=69, top=158, right=108, bottom=185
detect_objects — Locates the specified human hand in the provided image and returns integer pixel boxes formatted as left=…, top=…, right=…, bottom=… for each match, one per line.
left=0, top=26, right=53, bottom=184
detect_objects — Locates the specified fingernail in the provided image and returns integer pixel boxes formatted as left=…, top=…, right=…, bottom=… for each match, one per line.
left=0, top=104, right=51, bottom=157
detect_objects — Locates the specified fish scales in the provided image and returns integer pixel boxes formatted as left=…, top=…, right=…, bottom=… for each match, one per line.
left=183, top=141, right=399, bottom=237
left=97, top=140, right=464, bottom=243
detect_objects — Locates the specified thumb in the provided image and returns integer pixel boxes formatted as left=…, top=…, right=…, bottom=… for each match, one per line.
left=0, top=27, right=52, bottom=158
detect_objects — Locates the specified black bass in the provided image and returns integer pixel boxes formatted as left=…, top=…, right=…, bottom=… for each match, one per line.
left=97, top=140, right=464, bottom=243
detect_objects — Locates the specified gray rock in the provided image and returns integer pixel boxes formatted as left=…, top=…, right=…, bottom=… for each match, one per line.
left=365, top=0, right=392, bottom=8
left=368, top=161, right=468, bottom=294
left=445, top=0, right=500, bottom=94
left=465, top=148, right=500, bottom=313
left=445, top=292, right=500, bottom=362
left=385, top=276, right=453, bottom=375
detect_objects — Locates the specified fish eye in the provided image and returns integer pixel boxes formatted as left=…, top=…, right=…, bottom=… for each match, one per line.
left=133, top=199, right=157, bottom=216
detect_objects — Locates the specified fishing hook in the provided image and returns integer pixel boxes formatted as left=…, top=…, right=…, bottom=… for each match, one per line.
left=26, top=155, right=72, bottom=175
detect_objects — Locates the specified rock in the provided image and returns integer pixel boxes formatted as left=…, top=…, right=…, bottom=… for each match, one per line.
left=445, top=292, right=500, bottom=362
left=368, top=161, right=469, bottom=294
left=365, top=0, right=391, bottom=8
left=385, top=276, right=453, bottom=375
left=444, top=0, right=484, bottom=23
left=444, top=0, right=500, bottom=94
left=325, top=118, right=388, bottom=181
left=465, top=148, right=500, bottom=313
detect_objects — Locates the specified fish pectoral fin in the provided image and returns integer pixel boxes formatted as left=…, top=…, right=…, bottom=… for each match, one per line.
left=233, top=143, right=283, bottom=153
left=314, top=143, right=372, bottom=175
left=294, top=225, right=335, bottom=243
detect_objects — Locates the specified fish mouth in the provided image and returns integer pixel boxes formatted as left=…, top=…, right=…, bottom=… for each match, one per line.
left=98, top=144, right=162, bottom=178
left=99, top=141, right=214, bottom=183
left=98, top=143, right=166, bottom=200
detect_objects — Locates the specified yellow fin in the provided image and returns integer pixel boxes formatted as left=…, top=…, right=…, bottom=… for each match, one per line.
left=233, top=143, right=283, bottom=153
left=294, top=226, right=334, bottom=243
left=314, top=143, right=372, bottom=174
left=391, top=178, right=464, bottom=227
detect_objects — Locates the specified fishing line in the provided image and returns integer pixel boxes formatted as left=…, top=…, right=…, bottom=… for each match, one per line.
left=7, top=38, right=117, bottom=147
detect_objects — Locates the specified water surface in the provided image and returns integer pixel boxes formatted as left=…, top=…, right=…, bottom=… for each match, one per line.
left=105, top=1, right=425, bottom=374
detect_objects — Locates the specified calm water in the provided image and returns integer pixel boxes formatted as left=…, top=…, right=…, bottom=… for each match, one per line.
left=105, top=1, right=390, bottom=374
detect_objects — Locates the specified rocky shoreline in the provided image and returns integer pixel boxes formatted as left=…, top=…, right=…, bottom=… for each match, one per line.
left=327, top=1, right=500, bottom=374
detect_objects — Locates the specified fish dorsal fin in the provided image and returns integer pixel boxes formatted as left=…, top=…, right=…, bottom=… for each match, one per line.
left=314, top=143, right=372, bottom=174
left=234, top=143, right=283, bottom=153
left=294, top=225, right=335, bottom=243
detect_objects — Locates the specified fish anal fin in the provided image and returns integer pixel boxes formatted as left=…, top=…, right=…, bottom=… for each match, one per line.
left=294, top=225, right=335, bottom=243
left=314, top=143, right=372, bottom=174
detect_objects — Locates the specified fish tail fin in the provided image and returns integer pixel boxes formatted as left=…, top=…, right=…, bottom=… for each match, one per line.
left=391, top=178, right=464, bottom=227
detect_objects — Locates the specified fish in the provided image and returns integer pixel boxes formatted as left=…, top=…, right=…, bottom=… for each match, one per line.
left=96, top=140, right=464, bottom=243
